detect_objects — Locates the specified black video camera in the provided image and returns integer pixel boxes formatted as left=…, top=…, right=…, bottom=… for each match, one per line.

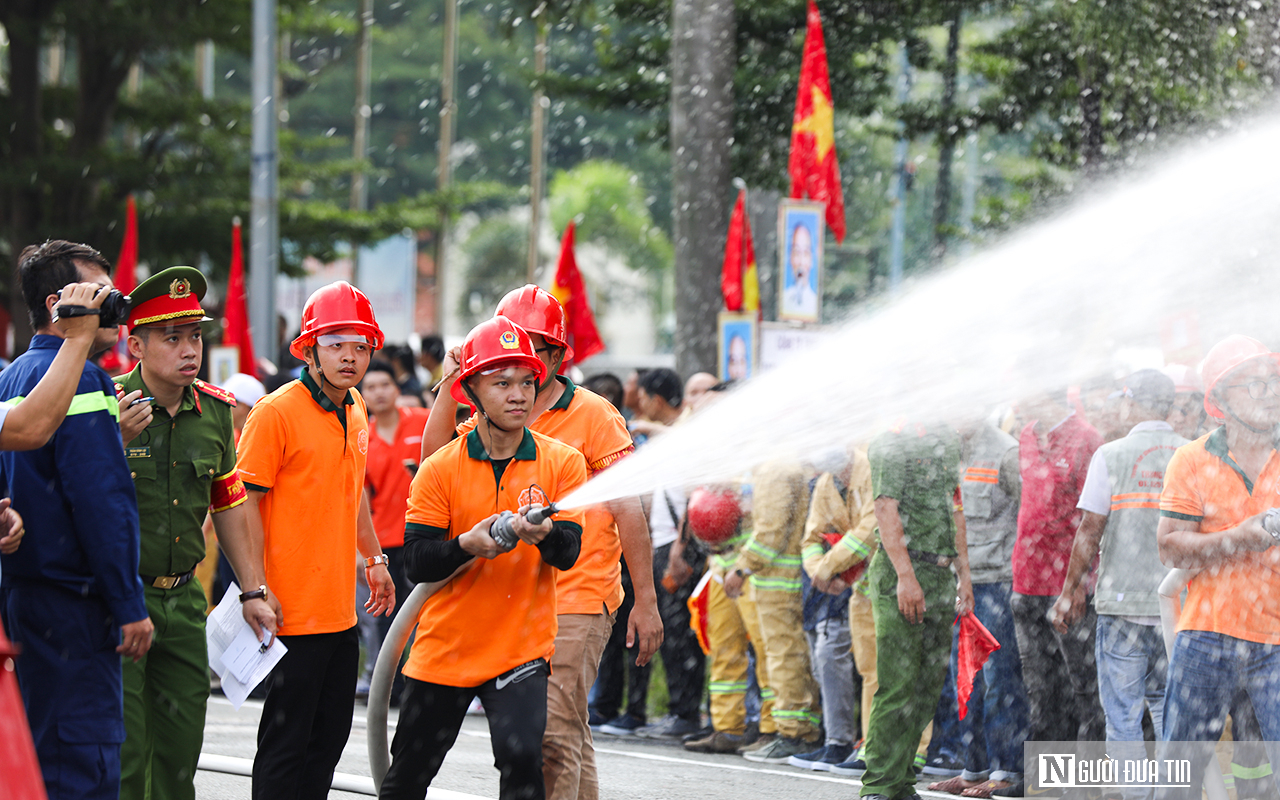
left=54, top=288, right=132, bottom=328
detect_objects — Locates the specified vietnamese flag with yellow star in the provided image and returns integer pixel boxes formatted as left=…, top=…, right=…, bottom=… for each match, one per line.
left=788, top=0, right=846, bottom=242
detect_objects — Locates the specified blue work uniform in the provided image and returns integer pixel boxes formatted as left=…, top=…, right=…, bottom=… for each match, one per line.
left=0, top=335, right=147, bottom=800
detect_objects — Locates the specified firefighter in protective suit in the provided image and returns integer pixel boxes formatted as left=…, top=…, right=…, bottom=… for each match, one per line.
left=683, top=486, right=780, bottom=755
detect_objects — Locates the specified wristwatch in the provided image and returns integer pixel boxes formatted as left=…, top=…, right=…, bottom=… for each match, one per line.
left=1264, top=509, right=1280, bottom=544
left=365, top=554, right=390, bottom=568
left=239, top=584, right=267, bottom=603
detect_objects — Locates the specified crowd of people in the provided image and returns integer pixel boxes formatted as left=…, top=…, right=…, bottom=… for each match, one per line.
left=2, top=237, right=1280, bottom=800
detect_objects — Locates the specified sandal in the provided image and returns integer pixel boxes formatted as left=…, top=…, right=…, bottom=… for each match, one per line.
left=929, top=776, right=982, bottom=794
left=961, top=780, right=1013, bottom=798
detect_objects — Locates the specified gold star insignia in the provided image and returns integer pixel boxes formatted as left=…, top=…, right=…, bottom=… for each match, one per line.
left=792, top=86, right=835, bottom=163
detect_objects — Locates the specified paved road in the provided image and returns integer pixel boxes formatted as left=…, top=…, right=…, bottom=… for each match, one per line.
left=199, top=696, right=954, bottom=800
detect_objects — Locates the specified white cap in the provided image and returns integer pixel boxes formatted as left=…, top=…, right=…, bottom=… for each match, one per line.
left=221, top=372, right=267, bottom=407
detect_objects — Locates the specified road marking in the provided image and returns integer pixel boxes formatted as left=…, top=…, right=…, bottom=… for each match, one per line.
left=197, top=754, right=489, bottom=800
left=459, top=731, right=952, bottom=798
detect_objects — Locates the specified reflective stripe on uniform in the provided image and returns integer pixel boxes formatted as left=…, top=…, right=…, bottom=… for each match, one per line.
left=9, top=390, right=120, bottom=420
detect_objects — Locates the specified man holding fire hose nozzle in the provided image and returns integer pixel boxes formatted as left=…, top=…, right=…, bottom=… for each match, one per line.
left=1157, top=335, right=1280, bottom=797
left=380, top=316, right=587, bottom=800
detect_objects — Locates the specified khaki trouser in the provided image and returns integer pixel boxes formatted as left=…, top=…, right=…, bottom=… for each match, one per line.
left=751, top=583, right=820, bottom=740
left=543, top=610, right=615, bottom=800
left=706, top=579, right=775, bottom=735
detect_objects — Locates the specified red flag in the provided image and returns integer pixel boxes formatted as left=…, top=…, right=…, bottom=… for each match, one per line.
left=549, top=221, right=605, bottom=364
left=224, top=217, right=257, bottom=376
left=115, top=195, right=138, bottom=295
left=720, top=190, right=760, bottom=312
left=956, top=612, right=1001, bottom=720
left=102, top=196, right=139, bottom=375
left=788, top=0, right=846, bottom=243
left=686, top=570, right=714, bottom=656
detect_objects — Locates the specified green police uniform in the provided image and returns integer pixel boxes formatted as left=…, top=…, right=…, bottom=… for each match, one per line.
left=861, top=423, right=961, bottom=800
left=118, top=266, right=246, bottom=800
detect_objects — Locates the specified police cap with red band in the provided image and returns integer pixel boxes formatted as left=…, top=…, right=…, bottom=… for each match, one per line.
left=127, top=266, right=210, bottom=331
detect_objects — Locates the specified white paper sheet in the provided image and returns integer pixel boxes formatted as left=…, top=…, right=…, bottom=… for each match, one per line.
left=206, top=582, right=287, bottom=709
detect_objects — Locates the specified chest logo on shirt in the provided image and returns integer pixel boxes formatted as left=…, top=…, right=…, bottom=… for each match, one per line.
left=519, top=485, right=550, bottom=509
left=358, top=429, right=369, bottom=454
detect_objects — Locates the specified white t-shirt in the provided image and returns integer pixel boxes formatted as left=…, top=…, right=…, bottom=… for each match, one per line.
left=1075, top=419, right=1174, bottom=626
left=649, top=486, right=687, bottom=549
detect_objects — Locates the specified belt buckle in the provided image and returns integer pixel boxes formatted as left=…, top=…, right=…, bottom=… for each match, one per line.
left=153, top=575, right=179, bottom=589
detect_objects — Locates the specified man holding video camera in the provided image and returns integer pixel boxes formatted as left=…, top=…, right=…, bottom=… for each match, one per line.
left=0, top=240, right=152, bottom=800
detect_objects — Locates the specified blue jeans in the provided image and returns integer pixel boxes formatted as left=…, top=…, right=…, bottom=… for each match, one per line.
left=1095, top=615, right=1166, bottom=800
left=1160, top=630, right=1280, bottom=800
left=931, top=582, right=1029, bottom=783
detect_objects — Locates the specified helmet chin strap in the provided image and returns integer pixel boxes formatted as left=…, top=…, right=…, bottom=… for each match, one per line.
left=536, top=348, right=565, bottom=395
left=1224, top=397, right=1276, bottom=435
left=462, top=379, right=523, bottom=460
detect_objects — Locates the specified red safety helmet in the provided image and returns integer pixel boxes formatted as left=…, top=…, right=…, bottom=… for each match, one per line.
left=451, top=316, right=548, bottom=405
left=494, top=284, right=573, bottom=361
left=686, top=487, right=742, bottom=547
left=290, top=281, right=385, bottom=359
left=1200, top=335, right=1280, bottom=419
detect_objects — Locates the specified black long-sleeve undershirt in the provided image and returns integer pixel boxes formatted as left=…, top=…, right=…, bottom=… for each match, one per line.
left=403, top=520, right=583, bottom=583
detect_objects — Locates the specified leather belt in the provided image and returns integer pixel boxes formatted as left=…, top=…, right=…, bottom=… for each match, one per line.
left=142, top=569, right=195, bottom=590
left=906, top=549, right=954, bottom=568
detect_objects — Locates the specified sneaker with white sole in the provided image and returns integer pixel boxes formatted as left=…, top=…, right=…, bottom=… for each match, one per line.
left=742, top=736, right=817, bottom=764
left=787, top=742, right=855, bottom=772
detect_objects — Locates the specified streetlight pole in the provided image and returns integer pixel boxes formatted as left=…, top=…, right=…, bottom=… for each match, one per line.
left=250, top=0, right=280, bottom=365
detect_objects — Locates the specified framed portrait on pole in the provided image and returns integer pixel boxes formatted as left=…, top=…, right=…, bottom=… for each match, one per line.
left=717, top=312, right=757, bottom=383
left=777, top=199, right=824, bottom=323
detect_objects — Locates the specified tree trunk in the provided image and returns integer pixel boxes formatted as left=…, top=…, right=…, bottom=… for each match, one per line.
left=931, top=6, right=961, bottom=263
left=2, top=0, right=53, bottom=352
left=670, top=0, right=734, bottom=377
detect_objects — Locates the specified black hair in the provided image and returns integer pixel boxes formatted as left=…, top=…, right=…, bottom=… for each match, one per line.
left=639, top=367, right=682, bottom=408
left=18, top=240, right=112, bottom=330
left=421, top=334, right=445, bottom=364
left=583, top=372, right=624, bottom=412
left=364, top=360, right=397, bottom=382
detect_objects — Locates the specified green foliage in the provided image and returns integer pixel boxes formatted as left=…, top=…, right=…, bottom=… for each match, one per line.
left=971, top=0, right=1261, bottom=169
left=456, top=214, right=528, bottom=329
left=547, top=160, right=671, bottom=276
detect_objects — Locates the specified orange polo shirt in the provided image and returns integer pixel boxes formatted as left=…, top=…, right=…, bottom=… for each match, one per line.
left=459, top=377, right=633, bottom=615
left=402, top=428, right=587, bottom=687
left=365, top=406, right=431, bottom=549
left=1160, top=427, right=1280, bottom=644
left=237, top=371, right=370, bottom=636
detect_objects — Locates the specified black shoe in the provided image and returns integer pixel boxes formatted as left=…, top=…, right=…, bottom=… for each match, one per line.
left=682, top=723, right=714, bottom=742
left=635, top=715, right=702, bottom=739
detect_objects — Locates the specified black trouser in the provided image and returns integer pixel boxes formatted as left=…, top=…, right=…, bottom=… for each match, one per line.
left=589, top=562, right=649, bottom=721
left=252, top=627, right=358, bottom=800
left=1011, top=592, right=1104, bottom=743
left=652, top=541, right=706, bottom=721
left=380, top=663, right=550, bottom=800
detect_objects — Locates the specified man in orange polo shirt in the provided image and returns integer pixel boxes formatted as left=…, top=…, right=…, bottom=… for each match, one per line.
left=1159, top=335, right=1280, bottom=792
left=359, top=359, right=430, bottom=695
left=422, top=285, right=662, bottom=800
left=380, top=316, right=586, bottom=800
left=237, top=282, right=396, bottom=800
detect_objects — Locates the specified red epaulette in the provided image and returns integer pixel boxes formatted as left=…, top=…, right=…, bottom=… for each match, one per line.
left=194, top=379, right=237, bottom=407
